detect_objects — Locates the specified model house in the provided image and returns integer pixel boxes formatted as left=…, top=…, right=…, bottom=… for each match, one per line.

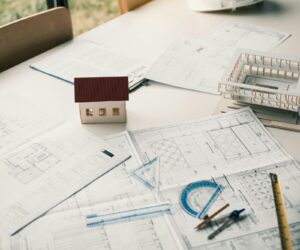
left=74, top=76, right=129, bottom=124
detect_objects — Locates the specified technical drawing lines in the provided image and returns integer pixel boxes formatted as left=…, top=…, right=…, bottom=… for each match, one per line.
left=232, top=124, right=268, bottom=154
left=0, top=119, right=11, bottom=139
left=4, top=143, right=61, bottom=184
left=239, top=170, right=277, bottom=211
left=208, top=127, right=250, bottom=160
left=149, top=139, right=188, bottom=173
left=174, top=136, right=208, bottom=167
left=235, top=111, right=255, bottom=124
left=134, top=220, right=164, bottom=250
left=199, top=222, right=300, bottom=250
left=208, top=123, right=268, bottom=160
left=238, top=167, right=293, bottom=211
left=105, top=134, right=130, bottom=153
left=52, top=225, right=112, bottom=250
left=114, top=166, right=134, bottom=188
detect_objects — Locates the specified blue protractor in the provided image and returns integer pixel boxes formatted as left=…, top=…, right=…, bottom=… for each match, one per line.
left=180, top=180, right=222, bottom=219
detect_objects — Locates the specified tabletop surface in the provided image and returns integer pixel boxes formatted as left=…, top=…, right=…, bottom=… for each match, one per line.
left=0, top=0, right=299, bottom=161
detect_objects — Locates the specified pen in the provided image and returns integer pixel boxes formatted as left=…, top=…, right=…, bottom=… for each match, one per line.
left=195, top=203, right=230, bottom=231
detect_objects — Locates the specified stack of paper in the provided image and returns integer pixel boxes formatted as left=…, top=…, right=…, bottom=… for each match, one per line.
left=1, top=108, right=299, bottom=250
left=3, top=21, right=298, bottom=250
left=0, top=93, right=130, bottom=236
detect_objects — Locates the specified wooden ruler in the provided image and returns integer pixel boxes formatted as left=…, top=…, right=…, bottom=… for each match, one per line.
left=270, top=173, right=293, bottom=250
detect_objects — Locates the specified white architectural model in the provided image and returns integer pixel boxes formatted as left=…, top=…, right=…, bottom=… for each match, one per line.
left=219, top=50, right=300, bottom=115
left=75, top=77, right=129, bottom=124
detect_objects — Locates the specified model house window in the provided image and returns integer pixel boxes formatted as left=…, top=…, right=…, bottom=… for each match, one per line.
left=99, top=108, right=106, bottom=116
left=112, top=108, right=120, bottom=116
left=86, top=108, right=93, bottom=116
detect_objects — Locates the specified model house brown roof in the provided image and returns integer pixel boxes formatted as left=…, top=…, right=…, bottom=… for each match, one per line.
left=74, top=77, right=129, bottom=103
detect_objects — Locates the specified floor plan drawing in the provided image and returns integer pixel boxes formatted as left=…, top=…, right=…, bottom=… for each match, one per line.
left=160, top=160, right=300, bottom=250
left=208, top=127, right=250, bottom=159
left=0, top=93, right=60, bottom=156
left=0, top=125, right=130, bottom=236
left=208, top=123, right=269, bottom=160
left=130, top=108, right=291, bottom=189
left=126, top=108, right=300, bottom=248
left=151, top=139, right=190, bottom=174
left=0, top=109, right=299, bottom=250
left=47, top=217, right=171, bottom=250
left=146, top=22, right=290, bottom=94
left=5, top=143, right=61, bottom=184
left=48, top=132, right=150, bottom=214
left=0, top=132, right=179, bottom=250
left=30, top=40, right=147, bottom=91
left=195, top=222, right=300, bottom=250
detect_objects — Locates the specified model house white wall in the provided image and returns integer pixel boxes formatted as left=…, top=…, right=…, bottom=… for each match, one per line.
left=79, top=101, right=126, bottom=124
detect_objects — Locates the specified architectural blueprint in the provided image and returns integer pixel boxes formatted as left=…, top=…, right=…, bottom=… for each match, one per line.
left=0, top=93, right=59, bottom=156
left=146, top=21, right=290, bottom=94
left=0, top=125, right=130, bottom=236
left=49, top=132, right=150, bottom=212
left=128, top=108, right=300, bottom=249
left=30, top=40, right=147, bottom=90
left=160, top=161, right=300, bottom=249
left=1, top=109, right=299, bottom=249
left=0, top=132, right=179, bottom=250
left=129, top=108, right=291, bottom=189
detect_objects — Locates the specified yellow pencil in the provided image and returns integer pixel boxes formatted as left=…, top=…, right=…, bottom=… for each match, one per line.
left=270, top=173, right=293, bottom=250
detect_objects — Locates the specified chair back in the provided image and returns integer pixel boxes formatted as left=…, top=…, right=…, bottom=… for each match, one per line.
left=0, top=7, right=73, bottom=72
left=118, top=0, right=152, bottom=14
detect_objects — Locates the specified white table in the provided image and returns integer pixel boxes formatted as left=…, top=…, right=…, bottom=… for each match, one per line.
left=0, top=0, right=299, bottom=162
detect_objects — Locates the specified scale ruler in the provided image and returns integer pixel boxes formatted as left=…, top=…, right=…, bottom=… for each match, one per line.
left=270, top=173, right=293, bottom=250
left=86, top=202, right=171, bottom=227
